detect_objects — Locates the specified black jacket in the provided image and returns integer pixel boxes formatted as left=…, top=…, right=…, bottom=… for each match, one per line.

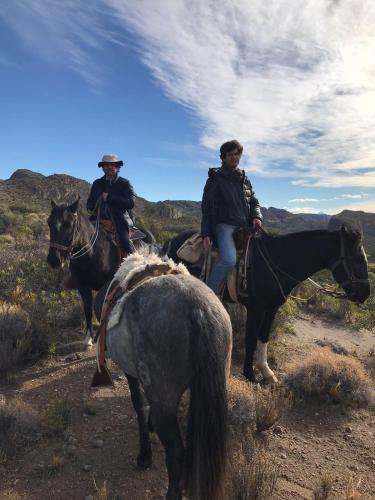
left=201, top=166, right=262, bottom=240
left=86, top=175, right=135, bottom=227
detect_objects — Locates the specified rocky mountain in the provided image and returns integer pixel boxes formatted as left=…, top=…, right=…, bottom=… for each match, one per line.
left=1, top=169, right=374, bottom=258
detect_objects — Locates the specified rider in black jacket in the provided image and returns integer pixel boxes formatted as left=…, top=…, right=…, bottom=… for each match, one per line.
left=201, top=140, right=262, bottom=292
left=87, top=154, right=135, bottom=255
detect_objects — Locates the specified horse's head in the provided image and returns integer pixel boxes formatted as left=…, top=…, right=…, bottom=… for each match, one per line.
left=47, top=198, right=80, bottom=268
left=330, top=227, right=370, bottom=304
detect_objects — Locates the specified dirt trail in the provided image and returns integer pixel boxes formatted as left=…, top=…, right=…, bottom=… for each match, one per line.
left=292, top=314, right=375, bottom=357
left=0, top=314, right=374, bottom=500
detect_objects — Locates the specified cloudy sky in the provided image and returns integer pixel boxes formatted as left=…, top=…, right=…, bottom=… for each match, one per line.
left=1, top=0, right=374, bottom=214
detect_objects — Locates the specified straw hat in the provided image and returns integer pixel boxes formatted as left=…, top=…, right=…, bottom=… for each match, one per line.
left=98, top=154, right=123, bottom=167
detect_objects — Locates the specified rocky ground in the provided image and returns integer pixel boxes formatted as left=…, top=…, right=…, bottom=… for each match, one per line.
left=0, top=313, right=374, bottom=500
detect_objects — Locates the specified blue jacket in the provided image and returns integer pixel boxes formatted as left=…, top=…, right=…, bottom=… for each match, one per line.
left=86, top=175, right=135, bottom=227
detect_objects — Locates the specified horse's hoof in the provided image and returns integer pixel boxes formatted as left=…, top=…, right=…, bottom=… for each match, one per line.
left=243, top=369, right=257, bottom=383
left=137, top=453, right=152, bottom=470
left=263, top=374, right=279, bottom=384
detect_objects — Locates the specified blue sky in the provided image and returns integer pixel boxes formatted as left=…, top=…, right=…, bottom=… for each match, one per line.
left=1, top=0, right=374, bottom=214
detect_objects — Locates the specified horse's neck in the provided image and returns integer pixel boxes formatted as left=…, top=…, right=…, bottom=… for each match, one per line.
left=265, top=231, right=338, bottom=283
left=74, top=216, right=97, bottom=254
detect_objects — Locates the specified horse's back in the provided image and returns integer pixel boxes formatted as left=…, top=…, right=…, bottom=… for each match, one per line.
left=106, top=274, right=232, bottom=404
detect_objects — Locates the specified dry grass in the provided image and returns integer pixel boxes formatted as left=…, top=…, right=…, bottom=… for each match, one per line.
left=285, top=347, right=374, bottom=407
left=0, top=398, right=40, bottom=461
left=344, top=476, right=362, bottom=500
left=313, top=474, right=334, bottom=500
left=226, top=434, right=279, bottom=500
left=227, top=376, right=256, bottom=432
left=47, top=454, right=66, bottom=474
left=0, top=491, right=26, bottom=500
left=44, top=398, right=71, bottom=436
left=0, top=302, right=32, bottom=374
left=255, top=384, right=292, bottom=433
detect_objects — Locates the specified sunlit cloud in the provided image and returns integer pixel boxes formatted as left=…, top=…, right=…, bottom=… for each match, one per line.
left=1, top=0, right=375, bottom=189
left=111, top=0, right=375, bottom=187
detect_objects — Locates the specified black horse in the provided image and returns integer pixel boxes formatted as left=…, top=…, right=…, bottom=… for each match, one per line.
left=46, top=198, right=155, bottom=345
left=166, top=227, right=370, bottom=383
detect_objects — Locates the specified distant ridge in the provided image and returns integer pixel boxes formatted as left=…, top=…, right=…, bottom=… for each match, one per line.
left=1, top=169, right=374, bottom=257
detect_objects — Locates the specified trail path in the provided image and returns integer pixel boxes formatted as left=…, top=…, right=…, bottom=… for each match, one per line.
left=0, top=314, right=374, bottom=499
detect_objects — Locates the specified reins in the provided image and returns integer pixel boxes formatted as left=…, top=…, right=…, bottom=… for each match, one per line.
left=254, top=229, right=358, bottom=302
left=49, top=199, right=102, bottom=260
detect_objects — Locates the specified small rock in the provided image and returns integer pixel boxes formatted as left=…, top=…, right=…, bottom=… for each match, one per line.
left=83, top=465, right=92, bottom=472
left=344, top=426, right=353, bottom=434
left=348, top=464, right=359, bottom=472
left=65, top=353, right=82, bottom=362
left=273, top=425, right=284, bottom=435
left=371, top=459, right=375, bottom=466
left=280, top=453, right=287, bottom=459
left=92, top=439, right=104, bottom=448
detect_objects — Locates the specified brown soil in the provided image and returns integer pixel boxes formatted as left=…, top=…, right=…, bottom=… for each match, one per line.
left=1, top=314, right=374, bottom=500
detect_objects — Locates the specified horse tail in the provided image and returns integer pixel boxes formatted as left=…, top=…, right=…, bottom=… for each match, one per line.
left=184, top=308, right=229, bottom=500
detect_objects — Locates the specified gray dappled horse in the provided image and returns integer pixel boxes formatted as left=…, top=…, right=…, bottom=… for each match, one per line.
left=95, top=253, right=232, bottom=500
left=46, top=198, right=156, bottom=345
left=166, top=227, right=370, bottom=384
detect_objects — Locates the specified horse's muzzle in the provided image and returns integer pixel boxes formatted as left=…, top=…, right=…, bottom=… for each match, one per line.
left=47, top=249, right=62, bottom=268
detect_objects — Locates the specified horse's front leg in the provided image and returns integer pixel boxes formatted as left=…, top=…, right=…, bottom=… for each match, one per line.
left=255, top=307, right=279, bottom=383
left=77, top=286, right=93, bottom=346
left=126, top=374, right=152, bottom=469
left=243, top=304, right=265, bottom=382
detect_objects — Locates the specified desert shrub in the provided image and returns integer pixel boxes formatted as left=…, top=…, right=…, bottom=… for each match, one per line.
left=227, top=434, right=279, bottom=500
left=313, top=474, right=334, bottom=500
left=0, top=303, right=32, bottom=373
left=227, top=377, right=256, bottom=432
left=0, top=241, right=82, bottom=363
left=285, top=347, right=374, bottom=407
left=0, top=398, right=40, bottom=461
left=255, top=384, right=292, bottom=432
left=44, top=399, right=71, bottom=436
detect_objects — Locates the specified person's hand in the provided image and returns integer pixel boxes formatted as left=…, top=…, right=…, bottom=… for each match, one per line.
left=102, top=193, right=108, bottom=202
left=253, top=218, right=262, bottom=231
left=203, top=236, right=212, bottom=252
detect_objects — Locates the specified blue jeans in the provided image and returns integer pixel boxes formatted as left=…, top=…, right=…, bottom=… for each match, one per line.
left=208, top=223, right=237, bottom=293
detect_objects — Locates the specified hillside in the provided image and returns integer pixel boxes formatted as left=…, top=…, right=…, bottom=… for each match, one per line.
left=1, top=169, right=374, bottom=258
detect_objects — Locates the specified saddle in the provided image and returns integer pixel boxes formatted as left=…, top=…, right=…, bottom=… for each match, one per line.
left=99, top=219, right=146, bottom=244
left=176, top=228, right=252, bottom=302
left=91, top=262, right=186, bottom=388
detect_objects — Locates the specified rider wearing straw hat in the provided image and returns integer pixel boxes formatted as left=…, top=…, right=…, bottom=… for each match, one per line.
left=87, top=154, right=135, bottom=256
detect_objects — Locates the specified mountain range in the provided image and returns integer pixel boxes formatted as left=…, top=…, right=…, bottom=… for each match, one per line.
left=1, top=169, right=374, bottom=259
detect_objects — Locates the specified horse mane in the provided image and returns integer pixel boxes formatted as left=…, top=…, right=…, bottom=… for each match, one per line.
left=261, top=226, right=362, bottom=243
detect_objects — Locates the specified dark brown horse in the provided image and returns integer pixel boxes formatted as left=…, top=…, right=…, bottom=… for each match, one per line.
left=166, top=227, right=370, bottom=383
left=46, top=198, right=155, bottom=345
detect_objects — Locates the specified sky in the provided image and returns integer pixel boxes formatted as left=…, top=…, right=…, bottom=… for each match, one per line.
left=1, top=0, right=375, bottom=215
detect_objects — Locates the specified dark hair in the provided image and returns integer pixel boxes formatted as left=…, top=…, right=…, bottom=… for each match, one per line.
left=219, top=140, right=243, bottom=160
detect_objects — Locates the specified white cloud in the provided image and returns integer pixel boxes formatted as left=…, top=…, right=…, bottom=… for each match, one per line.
left=288, top=198, right=320, bottom=203
left=287, top=206, right=323, bottom=214
left=110, top=0, right=375, bottom=187
left=2, top=0, right=375, bottom=188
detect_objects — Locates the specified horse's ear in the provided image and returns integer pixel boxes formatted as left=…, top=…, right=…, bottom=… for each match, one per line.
left=51, top=199, right=57, bottom=209
left=68, top=197, right=80, bottom=214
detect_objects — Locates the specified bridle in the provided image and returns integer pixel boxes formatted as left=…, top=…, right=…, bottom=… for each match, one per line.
left=49, top=211, right=101, bottom=260
left=328, top=230, right=369, bottom=290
